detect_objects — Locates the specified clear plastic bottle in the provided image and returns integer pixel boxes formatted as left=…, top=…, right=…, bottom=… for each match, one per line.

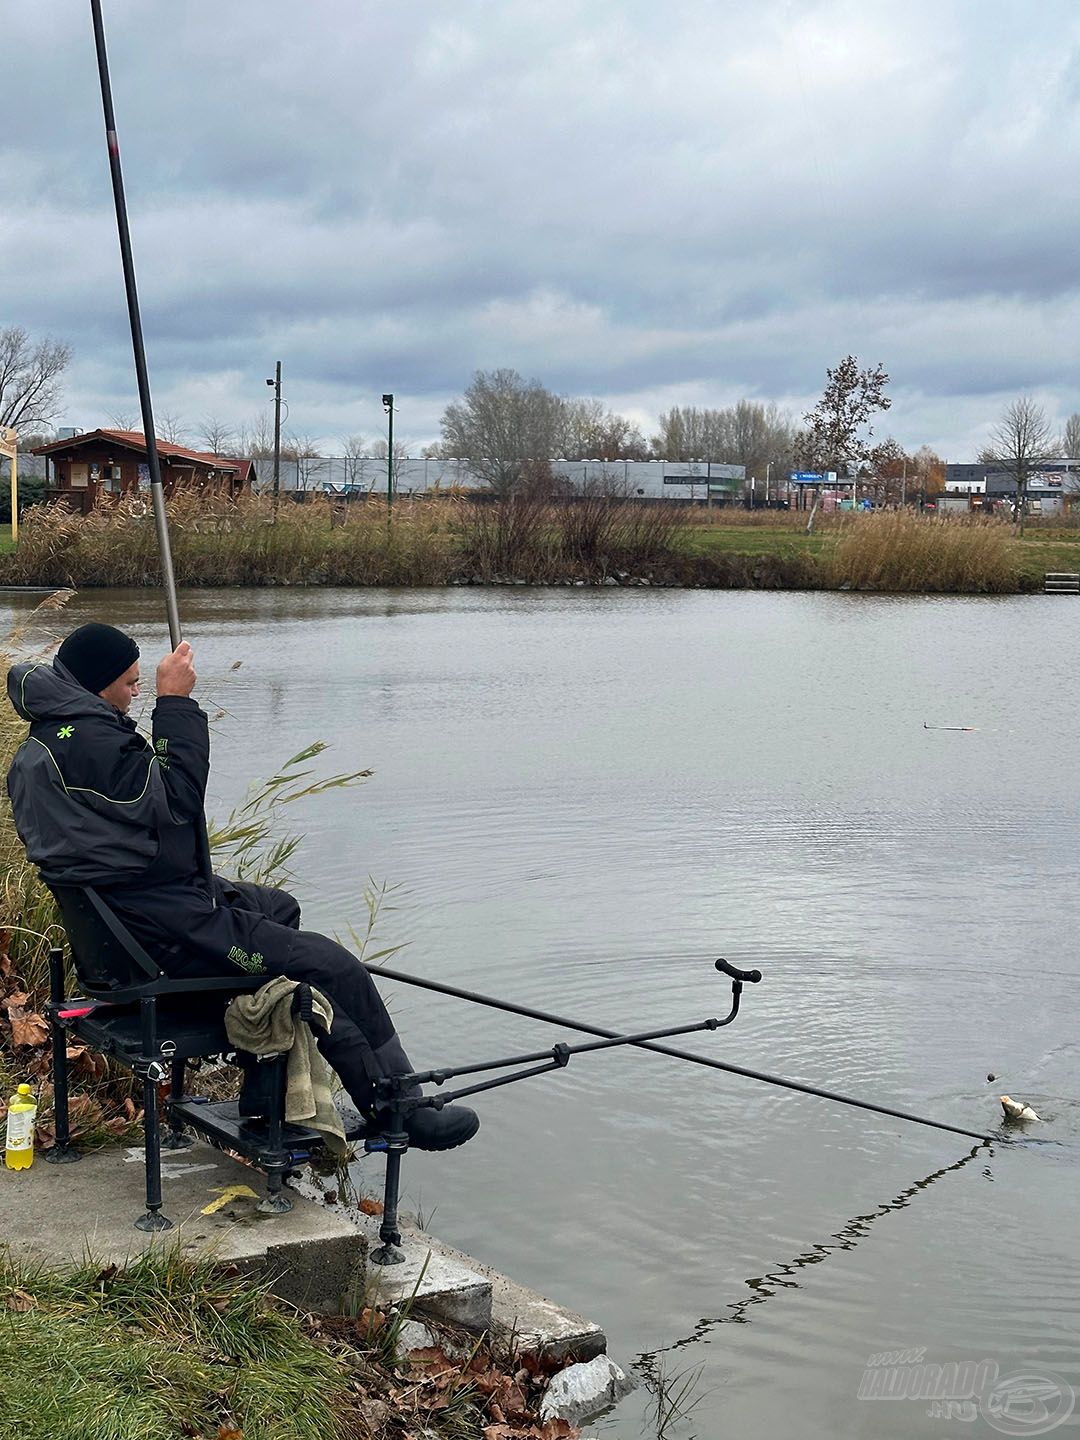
left=5, top=1084, right=37, bottom=1170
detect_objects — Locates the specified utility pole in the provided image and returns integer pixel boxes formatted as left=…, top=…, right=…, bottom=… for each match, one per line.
left=382, top=393, right=394, bottom=517
left=266, top=361, right=282, bottom=514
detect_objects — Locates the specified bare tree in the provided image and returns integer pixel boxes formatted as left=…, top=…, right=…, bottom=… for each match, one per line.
left=803, top=356, right=892, bottom=474
left=107, top=408, right=139, bottom=431
left=196, top=416, right=236, bottom=456
left=1062, top=412, right=1080, bottom=459
left=651, top=405, right=718, bottom=461
left=440, top=368, right=564, bottom=496
left=652, top=401, right=796, bottom=502
left=287, top=433, right=325, bottom=491
left=239, top=410, right=276, bottom=458
left=157, top=412, right=189, bottom=445
left=560, top=398, right=648, bottom=460
left=341, top=434, right=370, bottom=490
left=0, top=326, right=71, bottom=431
left=984, top=396, right=1058, bottom=535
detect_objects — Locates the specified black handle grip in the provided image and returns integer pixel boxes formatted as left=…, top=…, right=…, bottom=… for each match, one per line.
left=715, top=958, right=762, bottom=984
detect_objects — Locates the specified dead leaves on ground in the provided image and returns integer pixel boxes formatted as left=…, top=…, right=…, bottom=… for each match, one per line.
left=395, top=1338, right=579, bottom=1439
left=0, top=932, right=141, bottom=1145
left=308, top=1307, right=583, bottom=1439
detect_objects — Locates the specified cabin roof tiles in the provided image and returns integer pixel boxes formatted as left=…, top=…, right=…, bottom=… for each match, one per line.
left=32, top=428, right=246, bottom=479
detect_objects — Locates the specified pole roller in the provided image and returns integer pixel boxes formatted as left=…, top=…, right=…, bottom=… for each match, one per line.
left=365, top=961, right=994, bottom=1145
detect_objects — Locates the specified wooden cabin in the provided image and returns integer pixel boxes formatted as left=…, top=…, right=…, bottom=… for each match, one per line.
left=31, top=430, right=252, bottom=515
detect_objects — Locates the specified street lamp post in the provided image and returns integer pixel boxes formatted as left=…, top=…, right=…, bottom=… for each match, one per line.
left=266, top=361, right=282, bottom=513
left=382, top=393, right=394, bottom=517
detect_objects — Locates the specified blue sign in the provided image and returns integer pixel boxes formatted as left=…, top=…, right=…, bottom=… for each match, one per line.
left=789, top=471, right=824, bottom=484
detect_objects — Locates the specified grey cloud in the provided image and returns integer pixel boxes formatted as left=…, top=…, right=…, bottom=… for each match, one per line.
left=6, top=0, right=1080, bottom=458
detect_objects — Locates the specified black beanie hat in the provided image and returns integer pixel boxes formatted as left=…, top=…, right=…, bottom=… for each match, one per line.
left=57, top=623, right=140, bottom=695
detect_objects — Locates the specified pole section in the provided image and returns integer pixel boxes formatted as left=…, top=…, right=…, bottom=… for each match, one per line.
left=387, top=401, right=394, bottom=516
left=89, top=0, right=181, bottom=646
left=272, top=361, right=282, bottom=514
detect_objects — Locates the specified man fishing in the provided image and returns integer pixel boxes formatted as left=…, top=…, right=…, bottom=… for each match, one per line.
left=6, top=621, right=480, bottom=1152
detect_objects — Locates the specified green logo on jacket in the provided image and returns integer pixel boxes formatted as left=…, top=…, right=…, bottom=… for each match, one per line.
left=56, top=726, right=75, bottom=740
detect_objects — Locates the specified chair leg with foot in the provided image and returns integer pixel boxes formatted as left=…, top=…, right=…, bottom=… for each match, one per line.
left=44, top=947, right=80, bottom=1166
left=135, top=1065, right=172, bottom=1232
left=135, top=999, right=171, bottom=1232
left=257, top=1056, right=293, bottom=1215
left=162, top=1054, right=194, bottom=1150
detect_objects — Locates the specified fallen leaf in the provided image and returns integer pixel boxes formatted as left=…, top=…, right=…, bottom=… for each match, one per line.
left=358, top=1196, right=384, bottom=1216
left=538, top=1421, right=578, bottom=1439
left=8, top=1008, right=48, bottom=1048
left=5, top=1289, right=36, bottom=1313
left=492, top=1377, right=529, bottom=1420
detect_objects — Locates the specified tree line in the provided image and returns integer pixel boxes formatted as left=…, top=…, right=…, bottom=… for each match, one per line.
left=2, top=322, right=1078, bottom=512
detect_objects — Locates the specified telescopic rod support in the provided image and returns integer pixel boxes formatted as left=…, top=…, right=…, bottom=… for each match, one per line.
left=365, top=1001, right=745, bottom=1265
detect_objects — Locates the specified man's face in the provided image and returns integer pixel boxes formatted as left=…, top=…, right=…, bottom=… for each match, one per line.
left=98, top=660, right=141, bottom=714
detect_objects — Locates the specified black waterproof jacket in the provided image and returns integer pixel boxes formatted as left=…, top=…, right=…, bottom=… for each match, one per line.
left=6, top=660, right=288, bottom=976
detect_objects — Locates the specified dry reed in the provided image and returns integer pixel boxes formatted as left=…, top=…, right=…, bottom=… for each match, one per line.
left=0, top=491, right=692, bottom=588
left=827, top=511, right=1018, bottom=593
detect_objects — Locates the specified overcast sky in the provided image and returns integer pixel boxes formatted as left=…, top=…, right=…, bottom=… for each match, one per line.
left=6, top=0, right=1080, bottom=459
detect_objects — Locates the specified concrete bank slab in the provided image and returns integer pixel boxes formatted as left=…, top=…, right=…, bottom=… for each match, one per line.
left=330, top=1199, right=604, bottom=1360
left=0, top=1143, right=364, bottom=1313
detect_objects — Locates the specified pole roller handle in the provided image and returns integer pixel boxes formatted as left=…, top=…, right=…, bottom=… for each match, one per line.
left=715, top=957, right=762, bottom=984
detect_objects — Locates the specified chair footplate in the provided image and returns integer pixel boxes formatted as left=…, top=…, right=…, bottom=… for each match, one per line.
left=169, top=1099, right=323, bottom=1166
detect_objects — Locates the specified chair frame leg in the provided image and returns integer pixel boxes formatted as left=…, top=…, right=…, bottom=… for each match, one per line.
left=44, top=947, right=80, bottom=1166
left=258, top=1055, right=293, bottom=1214
left=162, top=1054, right=194, bottom=1150
left=134, top=998, right=171, bottom=1232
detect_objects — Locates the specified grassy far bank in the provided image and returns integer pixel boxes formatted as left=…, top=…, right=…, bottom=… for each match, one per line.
left=0, top=524, right=12, bottom=553
left=0, top=493, right=1055, bottom=593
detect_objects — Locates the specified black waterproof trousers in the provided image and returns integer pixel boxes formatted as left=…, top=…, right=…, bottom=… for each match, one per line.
left=104, top=875, right=414, bottom=1111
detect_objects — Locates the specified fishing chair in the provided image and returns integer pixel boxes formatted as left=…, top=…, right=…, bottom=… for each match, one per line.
left=44, top=884, right=327, bottom=1231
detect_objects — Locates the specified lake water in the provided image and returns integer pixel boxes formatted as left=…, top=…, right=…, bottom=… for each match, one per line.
left=5, top=585, right=1080, bottom=1439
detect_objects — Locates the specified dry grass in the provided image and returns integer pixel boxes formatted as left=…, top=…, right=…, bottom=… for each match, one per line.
left=0, top=492, right=691, bottom=588
left=0, top=493, right=459, bottom=588
left=826, top=511, right=1019, bottom=593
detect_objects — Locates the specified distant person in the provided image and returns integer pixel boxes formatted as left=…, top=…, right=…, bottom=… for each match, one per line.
left=6, top=622, right=479, bottom=1151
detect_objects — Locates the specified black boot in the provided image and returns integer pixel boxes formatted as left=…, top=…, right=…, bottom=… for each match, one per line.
left=366, top=1033, right=480, bottom=1150
left=338, top=1099, right=480, bottom=1150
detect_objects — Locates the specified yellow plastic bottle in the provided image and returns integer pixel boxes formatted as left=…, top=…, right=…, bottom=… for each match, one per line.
left=5, top=1084, right=37, bottom=1170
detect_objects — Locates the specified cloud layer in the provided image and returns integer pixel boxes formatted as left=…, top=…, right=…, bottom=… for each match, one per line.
left=6, top=0, right=1080, bottom=456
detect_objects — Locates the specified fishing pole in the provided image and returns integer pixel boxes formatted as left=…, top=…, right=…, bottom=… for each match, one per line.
left=365, top=958, right=995, bottom=1145
left=89, top=0, right=182, bottom=647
